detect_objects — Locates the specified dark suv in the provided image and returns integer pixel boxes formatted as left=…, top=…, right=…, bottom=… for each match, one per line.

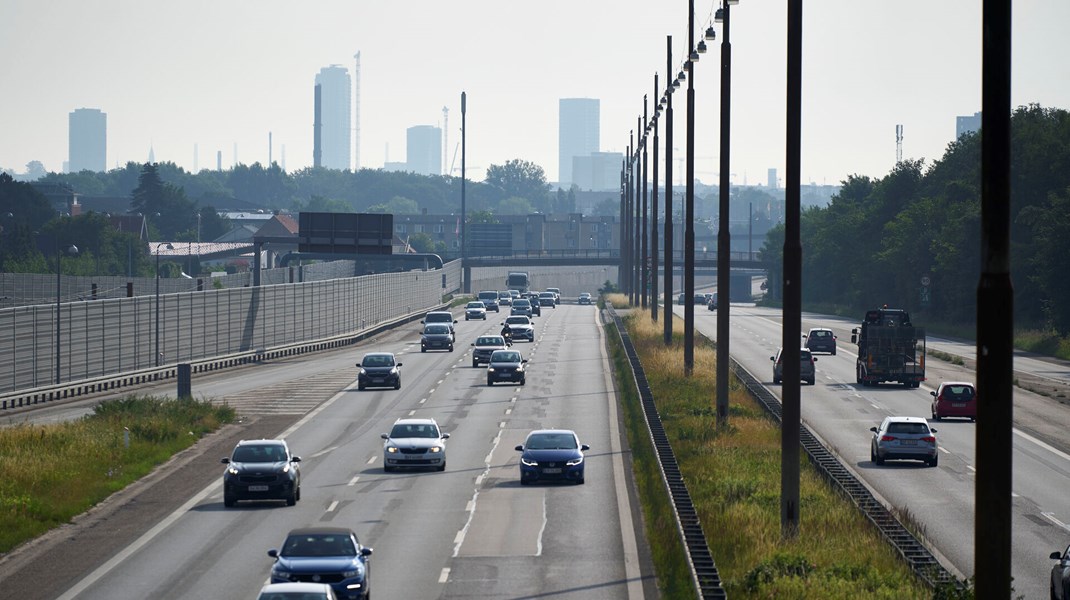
left=357, top=352, right=402, bottom=390
left=803, top=328, right=837, bottom=354
left=477, top=291, right=500, bottom=312
left=221, top=439, right=302, bottom=507
left=472, top=335, right=511, bottom=367
left=771, top=348, right=817, bottom=385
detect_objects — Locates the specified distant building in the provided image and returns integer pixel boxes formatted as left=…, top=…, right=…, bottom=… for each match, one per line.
left=406, top=125, right=442, bottom=176
left=767, top=168, right=777, bottom=190
left=559, top=98, right=600, bottom=186
left=69, top=108, right=106, bottom=173
left=956, top=111, right=981, bottom=139
left=571, top=151, right=623, bottom=191
left=314, top=65, right=352, bottom=170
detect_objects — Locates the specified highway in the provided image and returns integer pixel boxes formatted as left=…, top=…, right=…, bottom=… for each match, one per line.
left=686, top=303, right=1070, bottom=600
left=6, top=302, right=651, bottom=599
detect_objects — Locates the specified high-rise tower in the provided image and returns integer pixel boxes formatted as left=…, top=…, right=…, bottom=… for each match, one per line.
left=314, top=65, right=352, bottom=170
left=558, top=98, right=600, bottom=186
left=353, top=52, right=361, bottom=170
left=407, top=126, right=442, bottom=176
left=68, top=108, right=106, bottom=173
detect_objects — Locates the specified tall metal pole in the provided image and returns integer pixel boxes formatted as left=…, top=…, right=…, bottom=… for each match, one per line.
left=641, top=99, right=649, bottom=310
left=684, top=0, right=697, bottom=375
left=619, top=161, right=626, bottom=290
left=155, top=249, right=162, bottom=367
left=975, top=0, right=1013, bottom=595
left=651, top=76, right=660, bottom=323
left=461, top=91, right=468, bottom=293
left=664, top=36, right=675, bottom=344
left=634, top=118, right=642, bottom=307
left=781, top=0, right=802, bottom=538
left=627, top=134, right=634, bottom=302
left=55, top=251, right=62, bottom=385
left=716, top=0, right=733, bottom=425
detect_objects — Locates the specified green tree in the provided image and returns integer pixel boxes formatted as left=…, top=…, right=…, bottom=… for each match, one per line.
left=484, top=159, right=550, bottom=212
left=468, top=210, right=498, bottom=224
left=407, top=232, right=435, bottom=253
left=497, top=196, right=534, bottom=215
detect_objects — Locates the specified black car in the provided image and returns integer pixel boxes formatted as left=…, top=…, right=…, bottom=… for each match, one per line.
left=487, top=349, right=527, bottom=386
left=803, top=328, right=837, bottom=354
left=471, top=335, right=511, bottom=367
left=1053, top=544, right=1070, bottom=600
left=221, top=439, right=301, bottom=507
left=268, top=527, right=372, bottom=600
left=421, top=324, right=454, bottom=352
left=357, top=352, right=402, bottom=390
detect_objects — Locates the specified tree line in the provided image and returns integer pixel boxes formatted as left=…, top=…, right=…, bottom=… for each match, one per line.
left=760, top=104, right=1070, bottom=334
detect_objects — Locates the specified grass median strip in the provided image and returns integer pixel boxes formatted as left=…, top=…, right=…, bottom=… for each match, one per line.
left=0, top=396, right=234, bottom=554
left=606, top=297, right=936, bottom=598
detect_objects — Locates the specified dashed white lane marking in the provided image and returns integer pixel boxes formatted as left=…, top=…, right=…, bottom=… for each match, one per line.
left=420, top=398, right=427, bottom=404
left=437, top=379, right=444, bottom=385
left=310, top=445, right=337, bottom=458
left=499, top=421, right=505, bottom=429
left=326, top=500, right=339, bottom=512
left=1043, top=512, right=1070, bottom=534
left=348, top=476, right=360, bottom=487
left=966, top=465, right=976, bottom=472
left=505, top=408, right=512, bottom=415
left=939, top=447, right=951, bottom=454
left=439, top=568, right=451, bottom=583
left=409, top=410, right=416, bottom=416
left=535, top=494, right=548, bottom=557
left=453, top=530, right=465, bottom=544
left=366, top=456, right=376, bottom=464
left=429, top=388, right=436, bottom=394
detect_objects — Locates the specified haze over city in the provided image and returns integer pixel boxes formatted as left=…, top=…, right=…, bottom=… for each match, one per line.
left=2, top=0, right=1069, bottom=186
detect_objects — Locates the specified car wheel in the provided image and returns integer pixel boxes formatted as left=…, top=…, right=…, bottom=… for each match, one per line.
left=870, top=446, right=876, bottom=463
left=395, top=381, right=401, bottom=390
left=520, top=478, right=531, bottom=486
left=520, top=378, right=526, bottom=386
left=286, top=489, right=297, bottom=506
left=576, top=476, right=585, bottom=485
left=438, top=462, right=446, bottom=472
left=487, top=380, right=493, bottom=386
left=223, top=493, right=236, bottom=508
left=874, top=449, right=885, bottom=466
left=358, top=383, right=366, bottom=391
left=832, top=349, right=837, bottom=356
left=472, top=360, right=478, bottom=368
left=806, top=378, right=815, bottom=385
left=932, top=410, right=940, bottom=421
left=384, top=465, right=395, bottom=473
left=449, top=345, right=454, bottom=352
left=295, top=485, right=301, bottom=501
left=421, top=347, right=427, bottom=353
left=773, top=376, right=781, bottom=384
left=928, top=456, right=938, bottom=468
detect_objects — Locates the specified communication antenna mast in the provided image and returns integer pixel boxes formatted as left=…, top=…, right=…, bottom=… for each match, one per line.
left=442, top=106, right=449, bottom=175
left=895, top=124, right=904, bottom=163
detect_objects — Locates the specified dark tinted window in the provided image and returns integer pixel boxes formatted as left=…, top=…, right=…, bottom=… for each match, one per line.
left=390, top=423, right=440, bottom=438
left=233, top=444, right=286, bottom=462
left=491, top=351, right=521, bottom=362
left=526, top=433, right=578, bottom=450
left=942, top=385, right=974, bottom=399
left=887, top=422, right=930, bottom=435
left=362, top=354, right=394, bottom=367
left=281, top=533, right=356, bottom=557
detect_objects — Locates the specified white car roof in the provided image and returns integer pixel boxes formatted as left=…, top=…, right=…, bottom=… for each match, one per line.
left=884, top=416, right=930, bottom=424
left=393, top=417, right=439, bottom=426
left=259, top=582, right=334, bottom=593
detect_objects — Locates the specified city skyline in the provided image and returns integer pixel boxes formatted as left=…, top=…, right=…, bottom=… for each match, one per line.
left=2, top=1, right=1069, bottom=188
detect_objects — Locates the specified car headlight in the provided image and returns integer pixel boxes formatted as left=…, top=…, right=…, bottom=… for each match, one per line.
left=566, top=456, right=584, bottom=466
left=487, top=367, right=496, bottom=372
left=271, top=564, right=292, bottom=578
left=343, top=563, right=365, bottom=579
left=429, top=446, right=442, bottom=453
left=520, top=457, right=538, bottom=467
left=227, top=466, right=239, bottom=475
left=359, top=368, right=367, bottom=375
left=386, top=446, right=398, bottom=453
left=281, top=463, right=290, bottom=473
left=390, top=367, right=398, bottom=374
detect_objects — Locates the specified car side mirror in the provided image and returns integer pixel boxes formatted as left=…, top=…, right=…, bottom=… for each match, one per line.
left=770, top=356, right=775, bottom=361
left=268, top=549, right=279, bottom=558
left=453, top=319, right=458, bottom=323
left=220, top=457, right=230, bottom=464
left=420, top=320, right=425, bottom=324
left=441, top=433, right=451, bottom=439
left=361, top=547, right=373, bottom=557
left=813, top=357, right=818, bottom=362
left=356, top=363, right=361, bottom=367
left=381, top=433, right=390, bottom=439
left=291, top=456, right=302, bottom=462
left=930, top=391, right=937, bottom=397
left=471, top=343, right=475, bottom=347
left=395, top=362, right=403, bottom=367
left=869, top=427, right=878, bottom=433
left=522, top=359, right=528, bottom=363
left=1052, top=551, right=1064, bottom=560
left=515, top=445, right=524, bottom=451
left=930, top=428, right=938, bottom=433
left=581, top=444, right=590, bottom=451
left=802, top=333, right=807, bottom=338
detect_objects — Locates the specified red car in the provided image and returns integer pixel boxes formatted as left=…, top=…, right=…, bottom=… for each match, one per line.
left=930, top=382, right=976, bottom=421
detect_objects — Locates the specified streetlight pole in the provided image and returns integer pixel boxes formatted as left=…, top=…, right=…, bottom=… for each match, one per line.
left=619, top=160, right=626, bottom=291
left=55, top=243, right=79, bottom=385
left=155, top=242, right=174, bottom=367
left=664, top=37, right=676, bottom=345
left=684, top=0, right=698, bottom=375
left=651, top=76, right=660, bottom=323
left=628, top=133, right=635, bottom=304
left=716, top=0, right=738, bottom=426
left=641, top=99, right=649, bottom=311
left=634, top=116, right=642, bottom=308
left=461, top=91, right=468, bottom=293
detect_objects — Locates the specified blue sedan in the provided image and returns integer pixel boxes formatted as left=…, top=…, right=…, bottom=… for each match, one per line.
left=268, top=527, right=372, bottom=600
left=515, top=429, right=589, bottom=485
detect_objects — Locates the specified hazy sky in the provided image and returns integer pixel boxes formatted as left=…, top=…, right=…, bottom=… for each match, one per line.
left=2, top=1, right=1068, bottom=188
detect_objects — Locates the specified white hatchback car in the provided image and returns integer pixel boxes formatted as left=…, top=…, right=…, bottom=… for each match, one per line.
left=257, top=582, right=337, bottom=600
left=381, top=418, right=450, bottom=472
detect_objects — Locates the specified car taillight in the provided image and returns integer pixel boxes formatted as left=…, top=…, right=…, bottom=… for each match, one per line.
left=880, top=435, right=896, bottom=442
left=921, top=436, right=936, bottom=443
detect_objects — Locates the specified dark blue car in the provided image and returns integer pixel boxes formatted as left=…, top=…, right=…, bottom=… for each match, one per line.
left=515, top=429, right=589, bottom=485
left=268, top=527, right=372, bottom=600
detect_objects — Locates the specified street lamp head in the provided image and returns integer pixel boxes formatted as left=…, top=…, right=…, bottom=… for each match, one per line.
left=689, top=49, right=700, bottom=62
left=697, top=39, right=708, bottom=54
left=727, top=0, right=739, bottom=5
left=67, top=245, right=79, bottom=256
left=672, top=77, right=681, bottom=89
left=705, top=26, right=717, bottom=41
left=715, top=7, right=725, bottom=23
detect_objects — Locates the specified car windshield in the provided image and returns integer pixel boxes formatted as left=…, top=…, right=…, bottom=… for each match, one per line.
left=424, top=325, right=450, bottom=334
left=389, top=423, right=440, bottom=438
left=540, top=292, right=553, bottom=297
left=810, top=330, right=831, bottom=338
left=479, top=292, right=497, bottom=300
left=281, top=533, right=356, bottom=557
left=232, top=444, right=285, bottom=463
left=362, top=355, right=394, bottom=367
left=491, top=351, right=521, bottom=363
left=514, top=299, right=530, bottom=307
left=886, top=422, right=931, bottom=435
left=467, top=302, right=484, bottom=309
left=476, top=336, right=504, bottom=346
left=526, top=433, right=578, bottom=450
left=425, top=313, right=451, bottom=322
left=506, top=317, right=529, bottom=325
left=943, top=385, right=974, bottom=399
left=499, top=292, right=510, bottom=298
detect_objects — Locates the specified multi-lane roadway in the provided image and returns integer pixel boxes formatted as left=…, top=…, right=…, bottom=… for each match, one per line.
left=5, top=302, right=652, bottom=599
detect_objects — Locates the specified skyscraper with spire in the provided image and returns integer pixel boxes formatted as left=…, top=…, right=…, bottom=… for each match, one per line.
left=314, top=65, right=352, bottom=170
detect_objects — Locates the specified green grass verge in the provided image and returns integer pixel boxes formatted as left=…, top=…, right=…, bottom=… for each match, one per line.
left=0, top=396, right=235, bottom=553
left=609, top=307, right=941, bottom=598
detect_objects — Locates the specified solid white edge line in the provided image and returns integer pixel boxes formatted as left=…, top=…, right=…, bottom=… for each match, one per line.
left=535, top=493, right=547, bottom=557
left=56, top=380, right=357, bottom=600
left=1013, top=427, right=1070, bottom=462
left=1043, top=512, right=1070, bottom=534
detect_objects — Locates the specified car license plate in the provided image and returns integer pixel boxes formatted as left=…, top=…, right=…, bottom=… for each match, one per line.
left=952, top=403, right=965, bottom=408
left=900, top=440, right=917, bottom=446
left=249, top=485, right=269, bottom=492
left=372, top=378, right=384, bottom=383
left=542, top=468, right=562, bottom=474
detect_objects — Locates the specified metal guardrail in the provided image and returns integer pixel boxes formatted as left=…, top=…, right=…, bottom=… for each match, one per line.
left=606, top=305, right=726, bottom=599
left=729, top=361, right=964, bottom=591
